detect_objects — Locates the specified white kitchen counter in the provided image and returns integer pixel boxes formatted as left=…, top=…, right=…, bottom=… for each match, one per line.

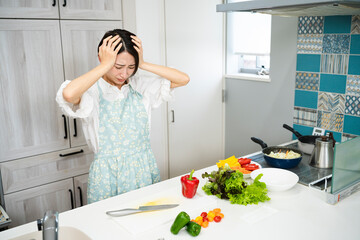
left=1, top=161, right=360, bottom=240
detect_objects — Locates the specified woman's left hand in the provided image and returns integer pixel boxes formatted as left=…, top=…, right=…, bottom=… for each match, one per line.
left=131, top=35, right=144, bottom=68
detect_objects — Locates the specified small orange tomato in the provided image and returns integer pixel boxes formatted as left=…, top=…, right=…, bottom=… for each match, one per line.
left=207, top=211, right=215, bottom=218
left=208, top=216, right=214, bottom=222
left=195, top=216, right=203, bottom=222
left=201, top=221, right=209, bottom=228
left=213, top=208, right=221, bottom=214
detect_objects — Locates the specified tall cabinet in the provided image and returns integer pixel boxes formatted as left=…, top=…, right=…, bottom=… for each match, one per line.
left=0, top=0, right=122, bottom=227
left=165, top=0, right=224, bottom=178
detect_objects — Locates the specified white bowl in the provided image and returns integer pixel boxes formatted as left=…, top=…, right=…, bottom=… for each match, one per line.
left=243, top=161, right=262, bottom=178
left=250, top=168, right=299, bottom=191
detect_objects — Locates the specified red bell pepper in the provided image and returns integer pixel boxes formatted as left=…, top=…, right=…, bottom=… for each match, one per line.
left=181, top=169, right=199, bottom=199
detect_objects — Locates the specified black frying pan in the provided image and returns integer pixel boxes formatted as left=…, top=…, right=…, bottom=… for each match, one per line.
left=283, top=124, right=317, bottom=155
left=283, top=124, right=318, bottom=144
left=251, top=137, right=303, bottom=169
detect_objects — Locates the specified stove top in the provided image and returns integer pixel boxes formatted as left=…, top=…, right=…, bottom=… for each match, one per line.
left=251, top=142, right=333, bottom=187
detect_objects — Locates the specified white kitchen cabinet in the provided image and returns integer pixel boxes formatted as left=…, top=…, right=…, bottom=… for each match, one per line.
left=0, top=146, right=93, bottom=227
left=0, top=19, right=121, bottom=161
left=0, top=19, right=68, bottom=161
left=60, top=20, right=121, bottom=147
left=165, top=0, right=224, bottom=177
left=0, top=0, right=122, bottom=20
left=59, top=0, right=122, bottom=20
left=0, top=0, right=59, bottom=18
left=130, top=0, right=224, bottom=179
left=74, top=174, right=89, bottom=207
left=0, top=2, right=122, bottom=228
left=0, top=146, right=93, bottom=194
left=4, top=178, right=74, bottom=227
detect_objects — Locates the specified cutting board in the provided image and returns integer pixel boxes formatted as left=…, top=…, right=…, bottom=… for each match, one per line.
left=110, top=185, right=217, bottom=235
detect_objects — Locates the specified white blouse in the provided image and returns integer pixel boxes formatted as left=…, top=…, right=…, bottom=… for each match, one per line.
left=56, top=72, right=174, bottom=153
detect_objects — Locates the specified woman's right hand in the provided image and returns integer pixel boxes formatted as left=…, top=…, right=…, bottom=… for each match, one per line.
left=98, top=35, right=122, bottom=69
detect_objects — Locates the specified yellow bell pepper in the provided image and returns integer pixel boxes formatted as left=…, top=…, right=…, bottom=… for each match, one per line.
left=216, top=155, right=240, bottom=168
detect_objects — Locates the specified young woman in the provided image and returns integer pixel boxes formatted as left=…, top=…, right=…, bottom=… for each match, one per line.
left=56, top=29, right=189, bottom=203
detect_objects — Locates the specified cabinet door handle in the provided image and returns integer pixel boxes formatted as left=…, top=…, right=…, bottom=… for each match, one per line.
left=52, top=0, right=56, bottom=7
left=62, top=115, right=68, bottom=139
left=77, top=186, right=83, bottom=206
left=171, top=110, right=175, bottom=123
left=59, top=149, right=84, bottom=157
left=69, top=189, right=74, bottom=209
left=73, top=119, right=77, bottom=137
left=62, top=0, right=66, bottom=7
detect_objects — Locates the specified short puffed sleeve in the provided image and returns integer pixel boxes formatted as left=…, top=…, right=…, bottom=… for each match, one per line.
left=55, top=80, right=98, bottom=118
left=130, top=72, right=174, bottom=108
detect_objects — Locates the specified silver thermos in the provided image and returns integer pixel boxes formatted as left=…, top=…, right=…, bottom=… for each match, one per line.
left=310, top=134, right=335, bottom=169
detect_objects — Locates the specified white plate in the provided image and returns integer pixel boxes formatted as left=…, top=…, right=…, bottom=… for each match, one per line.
left=243, top=161, right=262, bottom=178
left=250, top=168, right=299, bottom=191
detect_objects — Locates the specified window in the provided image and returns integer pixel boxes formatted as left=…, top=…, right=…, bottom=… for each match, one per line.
left=225, top=2, right=272, bottom=81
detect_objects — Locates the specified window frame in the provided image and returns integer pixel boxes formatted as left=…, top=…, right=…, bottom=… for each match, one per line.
left=224, top=10, right=272, bottom=82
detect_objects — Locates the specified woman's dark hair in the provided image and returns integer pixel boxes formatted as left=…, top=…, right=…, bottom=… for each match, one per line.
left=98, top=29, right=139, bottom=76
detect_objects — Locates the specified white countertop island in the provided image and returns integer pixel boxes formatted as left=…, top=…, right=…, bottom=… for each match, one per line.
left=1, top=157, right=360, bottom=240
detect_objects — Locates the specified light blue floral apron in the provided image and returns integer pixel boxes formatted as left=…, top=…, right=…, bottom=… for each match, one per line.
left=87, top=83, right=160, bottom=203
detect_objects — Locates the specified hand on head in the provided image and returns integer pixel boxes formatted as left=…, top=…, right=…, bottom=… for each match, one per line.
left=98, top=35, right=122, bottom=69
left=131, top=35, right=144, bottom=68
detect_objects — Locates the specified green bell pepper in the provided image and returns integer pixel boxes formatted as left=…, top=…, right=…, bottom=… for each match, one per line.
left=186, top=221, right=201, bottom=237
left=170, top=211, right=190, bottom=234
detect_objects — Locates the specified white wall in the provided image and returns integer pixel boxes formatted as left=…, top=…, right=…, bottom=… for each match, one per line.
left=122, top=0, right=224, bottom=179
left=122, top=0, right=169, bottom=180
left=225, top=16, right=298, bottom=157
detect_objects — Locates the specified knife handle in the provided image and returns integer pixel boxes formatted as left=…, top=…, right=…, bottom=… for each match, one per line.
left=106, top=208, right=141, bottom=217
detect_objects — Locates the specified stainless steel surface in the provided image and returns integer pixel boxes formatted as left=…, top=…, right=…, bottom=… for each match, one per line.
left=251, top=142, right=332, bottom=186
left=297, top=140, right=314, bottom=155
left=216, top=0, right=360, bottom=16
left=310, top=138, right=334, bottom=169
left=138, top=204, right=179, bottom=211
left=37, top=210, right=59, bottom=240
left=308, top=174, right=332, bottom=191
left=106, top=204, right=179, bottom=217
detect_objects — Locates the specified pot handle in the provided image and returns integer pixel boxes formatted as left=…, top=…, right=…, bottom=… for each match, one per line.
left=329, top=132, right=336, bottom=147
left=283, top=124, right=302, bottom=138
left=251, top=137, right=268, bottom=149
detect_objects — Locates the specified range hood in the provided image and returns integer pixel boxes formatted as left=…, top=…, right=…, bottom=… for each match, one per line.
left=217, top=0, right=360, bottom=16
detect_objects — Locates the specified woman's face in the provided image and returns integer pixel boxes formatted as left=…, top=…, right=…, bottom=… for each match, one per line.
left=103, top=51, right=136, bottom=88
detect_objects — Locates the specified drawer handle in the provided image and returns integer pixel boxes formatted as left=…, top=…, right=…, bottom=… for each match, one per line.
left=59, top=149, right=84, bottom=157
left=171, top=110, right=175, bottom=123
left=62, top=115, right=68, bottom=139
left=52, top=0, right=56, bottom=7
left=62, top=0, right=66, bottom=7
left=78, top=186, right=83, bottom=206
left=69, top=189, right=74, bottom=209
left=73, top=119, right=77, bottom=137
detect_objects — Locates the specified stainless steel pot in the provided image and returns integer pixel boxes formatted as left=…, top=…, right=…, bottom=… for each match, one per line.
left=283, top=124, right=316, bottom=155
left=309, top=136, right=334, bottom=169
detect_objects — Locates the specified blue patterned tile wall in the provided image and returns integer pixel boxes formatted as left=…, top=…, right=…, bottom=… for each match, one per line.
left=294, top=15, right=360, bottom=142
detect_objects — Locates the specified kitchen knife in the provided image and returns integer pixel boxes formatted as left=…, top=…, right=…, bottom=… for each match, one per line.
left=106, top=204, right=179, bottom=217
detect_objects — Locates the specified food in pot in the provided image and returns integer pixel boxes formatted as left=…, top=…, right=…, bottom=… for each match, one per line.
left=266, top=150, right=301, bottom=159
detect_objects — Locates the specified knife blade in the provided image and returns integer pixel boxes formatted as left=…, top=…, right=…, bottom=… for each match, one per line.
left=106, top=204, right=179, bottom=217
